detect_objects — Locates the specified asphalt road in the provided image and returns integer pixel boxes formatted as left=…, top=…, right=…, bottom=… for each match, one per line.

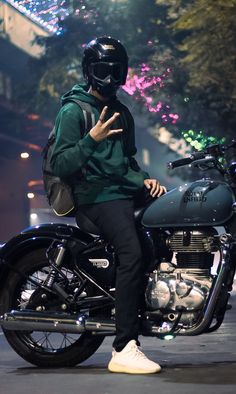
left=0, top=286, right=236, bottom=394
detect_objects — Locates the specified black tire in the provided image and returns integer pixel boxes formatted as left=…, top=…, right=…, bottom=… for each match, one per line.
left=2, top=248, right=105, bottom=367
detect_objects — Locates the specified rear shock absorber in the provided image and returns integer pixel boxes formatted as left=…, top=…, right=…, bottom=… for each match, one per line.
left=44, top=240, right=67, bottom=287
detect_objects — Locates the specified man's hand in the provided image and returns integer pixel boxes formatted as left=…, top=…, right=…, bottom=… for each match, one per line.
left=144, top=179, right=167, bottom=197
left=89, top=106, right=123, bottom=142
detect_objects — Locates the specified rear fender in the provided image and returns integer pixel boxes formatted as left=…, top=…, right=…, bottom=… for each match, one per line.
left=0, top=223, right=95, bottom=289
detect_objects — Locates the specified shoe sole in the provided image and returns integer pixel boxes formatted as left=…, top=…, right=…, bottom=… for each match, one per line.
left=108, top=362, right=161, bottom=374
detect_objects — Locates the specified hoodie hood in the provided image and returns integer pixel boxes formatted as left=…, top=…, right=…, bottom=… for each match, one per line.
left=61, top=84, right=117, bottom=107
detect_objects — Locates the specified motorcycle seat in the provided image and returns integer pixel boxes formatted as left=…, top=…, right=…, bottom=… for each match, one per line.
left=76, top=211, right=101, bottom=236
left=76, top=206, right=146, bottom=237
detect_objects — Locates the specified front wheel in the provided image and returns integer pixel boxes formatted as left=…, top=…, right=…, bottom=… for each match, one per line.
left=2, top=248, right=105, bottom=367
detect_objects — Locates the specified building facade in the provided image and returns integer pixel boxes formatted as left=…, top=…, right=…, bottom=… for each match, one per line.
left=0, top=1, right=51, bottom=241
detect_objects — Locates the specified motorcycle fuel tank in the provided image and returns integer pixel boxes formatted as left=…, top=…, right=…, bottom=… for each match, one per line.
left=142, top=179, right=235, bottom=228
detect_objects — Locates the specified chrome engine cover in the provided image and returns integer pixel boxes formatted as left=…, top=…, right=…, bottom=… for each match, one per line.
left=145, top=264, right=213, bottom=311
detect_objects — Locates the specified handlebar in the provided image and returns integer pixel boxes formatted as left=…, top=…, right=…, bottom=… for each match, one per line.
left=168, top=156, right=193, bottom=169
left=167, top=140, right=236, bottom=179
left=168, top=151, right=207, bottom=169
left=168, top=140, right=236, bottom=171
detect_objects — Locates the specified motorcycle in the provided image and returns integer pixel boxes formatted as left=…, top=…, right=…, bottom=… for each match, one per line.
left=0, top=141, right=236, bottom=368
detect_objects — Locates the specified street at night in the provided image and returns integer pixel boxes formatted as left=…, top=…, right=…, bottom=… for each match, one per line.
left=0, top=284, right=236, bottom=394
left=1, top=1, right=236, bottom=393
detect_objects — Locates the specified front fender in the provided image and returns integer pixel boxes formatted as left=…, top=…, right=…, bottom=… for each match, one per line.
left=0, top=223, right=95, bottom=289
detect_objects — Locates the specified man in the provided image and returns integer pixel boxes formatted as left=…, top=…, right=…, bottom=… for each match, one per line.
left=51, top=36, right=166, bottom=374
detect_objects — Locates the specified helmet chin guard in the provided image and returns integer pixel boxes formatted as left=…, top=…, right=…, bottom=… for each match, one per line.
left=92, top=77, right=119, bottom=98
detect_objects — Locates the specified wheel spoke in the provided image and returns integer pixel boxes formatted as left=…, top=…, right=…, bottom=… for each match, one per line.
left=29, top=332, right=78, bottom=351
left=39, top=333, right=54, bottom=350
left=34, top=334, right=47, bottom=346
left=45, top=333, right=55, bottom=350
left=60, top=334, right=76, bottom=347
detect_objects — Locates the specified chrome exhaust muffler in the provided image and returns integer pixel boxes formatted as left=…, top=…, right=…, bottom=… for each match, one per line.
left=0, top=310, right=116, bottom=334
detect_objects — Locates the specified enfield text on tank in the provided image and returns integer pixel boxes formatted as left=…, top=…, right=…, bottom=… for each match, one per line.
left=0, top=141, right=236, bottom=367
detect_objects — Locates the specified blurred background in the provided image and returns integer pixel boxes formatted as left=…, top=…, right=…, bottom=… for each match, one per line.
left=0, top=0, right=235, bottom=241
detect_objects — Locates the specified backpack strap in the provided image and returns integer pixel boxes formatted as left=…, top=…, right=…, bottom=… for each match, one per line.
left=65, top=98, right=96, bottom=136
left=119, top=107, right=129, bottom=156
left=42, top=99, right=96, bottom=159
left=62, top=99, right=96, bottom=180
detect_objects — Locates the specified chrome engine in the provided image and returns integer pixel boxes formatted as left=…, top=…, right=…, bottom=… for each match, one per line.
left=146, top=229, right=217, bottom=323
left=146, top=265, right=212, bottom=311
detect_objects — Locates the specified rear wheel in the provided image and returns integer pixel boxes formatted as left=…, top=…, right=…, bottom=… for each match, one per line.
left=2, top=248, right=105, bottom=367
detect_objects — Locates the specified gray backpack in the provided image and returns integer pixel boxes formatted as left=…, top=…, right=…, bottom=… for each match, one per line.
left=42, top=99, right=96, bottom=217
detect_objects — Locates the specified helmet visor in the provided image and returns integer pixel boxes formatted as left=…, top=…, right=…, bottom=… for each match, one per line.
left=90, top=62, right=123, bottom=83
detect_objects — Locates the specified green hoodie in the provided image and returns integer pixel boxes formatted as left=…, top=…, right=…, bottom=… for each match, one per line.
left=50, top=84, right=149, bottom=206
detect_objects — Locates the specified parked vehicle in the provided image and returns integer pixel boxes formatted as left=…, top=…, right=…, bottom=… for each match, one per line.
left=0, top=141, right=235, bottom=367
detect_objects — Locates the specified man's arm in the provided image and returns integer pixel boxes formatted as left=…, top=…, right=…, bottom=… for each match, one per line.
left=124, top=107, right=166, bottom=197
left=124, top=107, right=150, bottom=178
left=51, top=102, right=99, bottom=178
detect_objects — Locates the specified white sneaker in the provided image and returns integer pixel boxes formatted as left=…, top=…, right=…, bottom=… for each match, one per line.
left=108, top=340, right=161, bottom=374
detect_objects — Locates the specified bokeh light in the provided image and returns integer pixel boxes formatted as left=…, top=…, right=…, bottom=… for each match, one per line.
left=5, top=0, right=72, bottom=33
left=182, top=129, right=225, bottom=151
left=123, top=65, right=179, bottom=125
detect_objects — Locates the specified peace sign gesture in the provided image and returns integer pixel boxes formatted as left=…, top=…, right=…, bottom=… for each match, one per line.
left=89, top=106, right=123, bottom=142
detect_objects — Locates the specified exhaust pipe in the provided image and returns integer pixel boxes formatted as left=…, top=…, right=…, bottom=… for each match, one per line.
left=0, top=310, right=116, bottom=334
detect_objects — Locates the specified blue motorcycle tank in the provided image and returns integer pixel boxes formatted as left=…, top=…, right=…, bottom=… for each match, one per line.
left=142, top=179, right=235, bottom=228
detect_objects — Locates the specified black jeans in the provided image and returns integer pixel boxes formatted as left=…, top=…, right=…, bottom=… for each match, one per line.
left=77, top=199, right=144, bottom=351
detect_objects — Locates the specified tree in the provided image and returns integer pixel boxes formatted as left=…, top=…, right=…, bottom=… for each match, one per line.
left=172, top=0, right=236, bottom=141
left=19, top=0, right=236, bottom=144
left=21, top=0, right=175, bottom=120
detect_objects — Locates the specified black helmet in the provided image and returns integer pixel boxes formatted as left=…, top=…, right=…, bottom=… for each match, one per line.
left=82, top=36, right=128, bottom=97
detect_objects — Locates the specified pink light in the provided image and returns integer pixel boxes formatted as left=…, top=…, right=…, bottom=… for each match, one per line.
left=141, top=63, right=150, bottom=72
left=122, top=64, right=180, bottom=125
